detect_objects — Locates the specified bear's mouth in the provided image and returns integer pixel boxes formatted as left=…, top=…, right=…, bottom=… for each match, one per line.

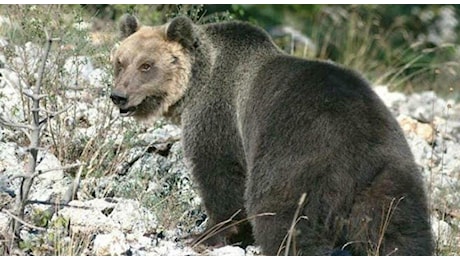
left=118, top=95, right=164, bottom=118
left=119, top=106, right=137, bottom=117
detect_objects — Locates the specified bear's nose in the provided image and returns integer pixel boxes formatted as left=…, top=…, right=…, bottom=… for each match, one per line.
left=110, top=91, right=128, bottom=106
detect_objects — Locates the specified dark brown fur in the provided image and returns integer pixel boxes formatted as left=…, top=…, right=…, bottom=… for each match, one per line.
left=111, top=15, right=434, bottom=255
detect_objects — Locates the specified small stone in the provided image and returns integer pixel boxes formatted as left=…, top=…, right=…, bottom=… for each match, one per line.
left=398, top=114, right=435, bottom=143
left=93, top=230, right=129, bottom=256
left=431, top=217, right=454, bottom=247
left=0, top=212, right=10, bottom=232
left=55, top=199, right=118, bottom=234
left=208, top=245, right=246, bottom=256
left=245, top=245, right=262, bottom=256
left=36, top=152, right=64, bottom=184
left=109, top=199, right=157, bottom=234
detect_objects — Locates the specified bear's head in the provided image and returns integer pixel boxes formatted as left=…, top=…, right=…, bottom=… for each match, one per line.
left=110, top=15, right=198, bottom=121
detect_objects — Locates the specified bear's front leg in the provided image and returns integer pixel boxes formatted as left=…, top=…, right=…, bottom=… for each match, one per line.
left=186, top=157, right=253, bottom=248
left=182, top=106, right=254, bottom=248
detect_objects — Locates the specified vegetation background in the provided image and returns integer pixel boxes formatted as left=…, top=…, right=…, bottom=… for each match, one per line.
left=0, top=4, right=458, bottom=256
left=3, top=4, right=458, bottom=98
left=85, top=4, right=459, bottom=98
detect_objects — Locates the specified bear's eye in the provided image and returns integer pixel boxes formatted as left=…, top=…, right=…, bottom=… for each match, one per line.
left=140, top=63, right=152, bottom=72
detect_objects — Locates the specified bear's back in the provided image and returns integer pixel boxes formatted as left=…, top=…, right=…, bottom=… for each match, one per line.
left=204, top=21, right=280, bottom=51
left=239, top=55, right=415, bottom=177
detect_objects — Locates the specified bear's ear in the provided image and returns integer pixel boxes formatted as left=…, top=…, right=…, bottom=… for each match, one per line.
left=119, top=14, right=140, bottom=40
left=166, top=16, right=199, bottom=50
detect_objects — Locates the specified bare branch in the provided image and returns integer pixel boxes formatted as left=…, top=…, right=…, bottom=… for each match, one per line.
left=40, top=162, right=83, bottom=175
left=191, top=210, right=276, bottom=248
left=39, top=105, right=74, bottom=126
left=13, top=30, right=56, bottom=234
left=2, top=209, right=46, bottom=232
left=0, top=116, right=33, bottom=130
left=25, top=199, right=89, bottom=209
left=0, top=115, right=33, bottom=141
left=10, top=162, right=84, bottom=181
left=21, top=89, right=48, bottom=101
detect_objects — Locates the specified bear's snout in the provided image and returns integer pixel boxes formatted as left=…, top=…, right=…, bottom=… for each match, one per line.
left=110, top=91, right=128, bottom=106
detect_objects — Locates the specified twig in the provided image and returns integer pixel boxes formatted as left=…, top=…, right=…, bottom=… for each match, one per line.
left=2, top=209, right=46, bottom=232
left=25, top=200, right=89, bottom=209
left=341, top=240, right=368, bottom=251
left=375, top=197, right=404, bottom=256
left=191, top=209, right=241, bottom=248
left=0, top=116, right=33, bottom=141
left=38, top=162, right=83, bottom=175
left=39, top=105, right=74, bottom=126
left=434, top=207, right=460, bottom=220
left=191, top=210, right=276, bottom=248
left=10, top=162, right=84, bottom=181
left=0, top=116, right=33, bottom=130
left=21, top=90, right=48, bottom=101
left=282, top=192, right=307, bottom=256
left=71, top=164, right=83, bottom=200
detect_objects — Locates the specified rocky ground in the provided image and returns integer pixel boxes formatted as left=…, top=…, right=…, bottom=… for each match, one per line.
left=0, top=38, right=459, bottom=255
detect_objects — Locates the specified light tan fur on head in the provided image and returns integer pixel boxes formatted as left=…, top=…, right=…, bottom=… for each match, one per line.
left=112, top=25, right=191, bottom=121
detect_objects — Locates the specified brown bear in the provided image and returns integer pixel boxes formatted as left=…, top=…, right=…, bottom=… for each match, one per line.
left=110, top=14, right=434, bottom=256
